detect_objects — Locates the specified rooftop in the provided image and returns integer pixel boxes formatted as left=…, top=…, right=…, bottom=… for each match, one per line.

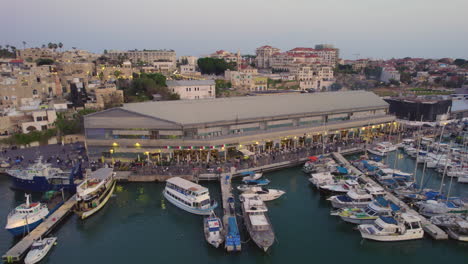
left=166, top=80, right=215, bottom=87
left=121, top=91, right=388, bottom=125
left=166, top=177, right=207, bottom=193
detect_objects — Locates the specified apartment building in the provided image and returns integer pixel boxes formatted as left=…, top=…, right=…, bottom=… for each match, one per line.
left=166, top=80, right=215, bottom=100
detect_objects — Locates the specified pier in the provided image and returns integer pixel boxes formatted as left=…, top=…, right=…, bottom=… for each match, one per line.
left=2, top=195, right=78, bottom=263
left=219, top=170, right=241, bottom=252
left=332, top=152, right=449, bottom=240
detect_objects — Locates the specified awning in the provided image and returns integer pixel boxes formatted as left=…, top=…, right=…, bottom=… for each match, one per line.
left=336, top=166, right=348, bottom=174
left=308, top=156, right=318, bottom=162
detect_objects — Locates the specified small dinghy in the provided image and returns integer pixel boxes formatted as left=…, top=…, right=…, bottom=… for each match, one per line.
left=204, top=212, right=224, bottom=248
left=24, top=237, right=57, bottom=264
left=242, top=172, right=263, bottom=181
left=242, top=178, right=270, bottom=186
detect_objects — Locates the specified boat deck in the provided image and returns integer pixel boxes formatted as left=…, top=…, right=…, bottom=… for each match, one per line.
left=332, top=152, right=448, bottom=240
left=219, top=170, right=241, bottom=252
left=2, top=195, right=77, bottom=263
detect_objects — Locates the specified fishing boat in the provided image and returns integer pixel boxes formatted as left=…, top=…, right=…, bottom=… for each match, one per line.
left=241, top=171, right=263, bottom=181
left=238, top=186, right=285, bottom=201
left=204, top=212, right=224, bottom=248
left=6, top=158, right=82, bottom=192
left=239, top=193, right=275, bottom=252
left=431, top=214, right=468, bottom=241
left=75, top=168, right=116, bottom=219
left=358, top=213, right=424, bottom=242
left=24, top=237, right=57, bottom=264
left=225, top=216, right=241, bottom=251
left=163, top=176, right=218, bottom=215
left=242, top=178, right=270, bottom=186
left=328, top=190, right=373, bottom=209
left=332, top=197, right=400, bottom=224
left=5, top=194, right=49, bottom=236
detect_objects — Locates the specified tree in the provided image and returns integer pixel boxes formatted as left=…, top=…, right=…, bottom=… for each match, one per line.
left=58, top=42, right=63, bottom=50
left=104, top=49, right=108, bottom=54
left=22, top=41, right=26, bottom=49
left=113, top=70, right=122, bottom=78
left=48, top=43, right=53, bottom=49
left=197, top=58, right=235, bottom=75
left=36, top=58, right=55, bottom=66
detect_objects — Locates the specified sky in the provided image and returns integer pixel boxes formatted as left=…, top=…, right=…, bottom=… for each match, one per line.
left=1, top=0, right=468, bottom=59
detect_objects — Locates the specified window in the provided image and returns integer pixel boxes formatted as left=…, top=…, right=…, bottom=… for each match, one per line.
left=41, top=125, right=48, bottom=130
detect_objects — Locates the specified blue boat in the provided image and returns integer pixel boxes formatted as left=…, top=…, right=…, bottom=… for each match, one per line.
left=225, top=216, right=241, bottom=252
left=7, top=159, right=82, bottom=193
left=242, top=178, right=270, bottom=186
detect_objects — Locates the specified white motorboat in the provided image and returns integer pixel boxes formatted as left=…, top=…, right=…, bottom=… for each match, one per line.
left=309, top=171, right=334, bottom=188
left=319, top=179, right=358, bottom=195
left=163, top=177, right=218, bottom=215
left=5, top=194, right=49, bottom=236
left=417, top=199, right=468, bottom=217
left=368, top=142, right=397, bottom=156
left=328, top=190, right=373, bottom=209
left=24, top=237, right=57, bottom=264
left=431, top=214, right=468, bottom=242
left=358, top=213, right=424, bottom=241
left=238, top=186, right=285, bottom=201
left=204, top=212, right=224, bottom=248
left=458, top=176, right=468, bottom=183
left=75, top=168, right=116, bottom=219
left=333, top=196, right=400, bottom=225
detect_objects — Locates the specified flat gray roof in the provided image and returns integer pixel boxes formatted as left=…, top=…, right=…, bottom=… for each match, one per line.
left=166, top=80, right=215, bottom=87
left=121, top=91, right=388, bottom=125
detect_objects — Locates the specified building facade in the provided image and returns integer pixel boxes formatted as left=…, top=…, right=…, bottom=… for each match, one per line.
left=84, top=91, right=395, bottom=162
left=106, top=50, right=176, bottom=66
left=166, top=80, right=215, bottom=100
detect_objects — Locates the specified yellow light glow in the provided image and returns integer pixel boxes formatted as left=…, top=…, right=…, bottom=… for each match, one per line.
left=109, top=149, right=114, bottom=154
left=112, top=142, right=119, bottom=147
left=135, top=143, right=141, bottom=147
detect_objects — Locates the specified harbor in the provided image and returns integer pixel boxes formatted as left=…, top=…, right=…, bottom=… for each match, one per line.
left=0, top=123, right=467, bottom=263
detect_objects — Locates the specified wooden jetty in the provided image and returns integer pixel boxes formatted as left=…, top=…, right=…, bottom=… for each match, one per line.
left=3, top=195, right=78, bottom=263
left=332, top=152, right=448, bottom=240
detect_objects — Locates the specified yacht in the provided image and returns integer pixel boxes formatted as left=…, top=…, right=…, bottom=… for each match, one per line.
left=238, top=186, right=285, bottom=201
left=6, top=157, right=82, bottom=192
left=24, top=237, right=57, bottom=264
left=328, top=190, right=373, bottom=209
left=358, top=213, right=424, bottom=241
left=416, top=199, right=468, bottom=217
left=367, top=142, right=397, bottom=156
left=75, top=168, right=116, bottom=219
left=163, top=177, right=217, bottom=215
left=240, top=193, right=275, bottom=252
left=309, top=171, right=334, bottom=188
left=241, top=171, right=263, bottom=181
left=203, top=212, right=224, bottom=248
left=5, top=194, right=49, bottom=236
left=332, top=197, right=400, bottom=224
left=319, top=179, right=358, bottom=195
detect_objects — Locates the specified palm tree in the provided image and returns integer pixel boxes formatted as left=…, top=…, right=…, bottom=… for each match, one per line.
left=41, top=44, right=46, bottom=48
left=47, top=43, right=53, bottom=49
left=22, top=41, right=26, bottom=49
left=58, top=42, right=63, bottom=51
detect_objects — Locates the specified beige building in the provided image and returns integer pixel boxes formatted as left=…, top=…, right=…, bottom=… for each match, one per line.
left=106, top=49, right=176, bottom=66
left=255, top=46, right=281, bottom=68
left=209, top=50, right=240, bottom=63
left=166, top=80, right=215, bottom=100
left=16, top=48, right=56, bottom=61
left=21, top=109, right=57, bottom=133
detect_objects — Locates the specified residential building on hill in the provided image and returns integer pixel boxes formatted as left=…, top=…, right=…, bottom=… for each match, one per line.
left=166, top=80, right=215, bottom=100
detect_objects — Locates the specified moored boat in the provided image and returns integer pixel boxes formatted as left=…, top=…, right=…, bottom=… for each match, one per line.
left=238, top=186, right=285, bottom=201
left=328, top=190, right=373, bottom=209
left=358, top=213, right=424, bottom=242
left=24, top=237, right=57, bottom=264
left=5, top=194, right=49, bottom=236
left=75, top=168, right=116, bottom=219
left=163, top=177, right=218, bottom=215
left=204, top=212, right=224, bottom=248
left=240, top=193, right=275, bottom=252
left=332, top=197, right=400, bottom=224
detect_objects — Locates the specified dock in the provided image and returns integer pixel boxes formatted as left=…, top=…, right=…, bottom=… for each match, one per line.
left=332, top=152, right=448, bottom=240
left=3, top=195, right=78, bottom=263
left=219, top=171, right=241, bottom=252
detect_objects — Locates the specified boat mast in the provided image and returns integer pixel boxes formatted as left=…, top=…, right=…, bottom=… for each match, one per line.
left=438, top=141, right=452, bottom=193
left=393, top=126, right=401, bottom=170
left=412, top=116, right=424, bottom=184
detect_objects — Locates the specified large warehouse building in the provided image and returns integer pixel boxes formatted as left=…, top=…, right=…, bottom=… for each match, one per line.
left=84, top=91, right=396, bottom=161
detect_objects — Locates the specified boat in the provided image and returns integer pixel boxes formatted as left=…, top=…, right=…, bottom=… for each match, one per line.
left=242, top=178, right=270, bottom=186
left=225, top=216, right=241, bottom=251
left=204, top=212, right=224, bottom=248
left=75, top=168, right=116, bottom=219
left=163, top=176, right=218, bottom=215
left=358, top=213, right=424, bottom=241
left=431, top=214, right=468, bottom=241
left=416, top=199, right=468, bottom=217
left=5, top=194, right=49, bottom=236
left=309, top=171, right=334, bottom=188
left=319, top=179, right=358, bottom=195
left=367, top=142, right=397, bottom=156
left=6, top=158, right=82, bottom=192
left=241, top=171, right=263, bottom=181
left=239, top=193, right=275, bottom=252
left=328, top=190, right=373, bottom=209
left=238, top=186, right=285, bottom=201
left=24, top=237, right=57, bottom=264
left=332, top=197, right=400, bottom=224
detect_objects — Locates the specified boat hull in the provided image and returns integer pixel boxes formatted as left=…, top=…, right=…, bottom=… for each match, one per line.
left=340, top=216, right=377, bottom=225
left=360, top=230, right=424, bottom=241
left=447, top=228, right=468, bottom=242
left=10, top=176, right=75, bottom=193
left=24, top=237, right=57, bottom=264
left=163, top=190, right=217, bottom=215
left=76, top=180, right=116, bottom=219
left=6, top=219, right=43, bottom=236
